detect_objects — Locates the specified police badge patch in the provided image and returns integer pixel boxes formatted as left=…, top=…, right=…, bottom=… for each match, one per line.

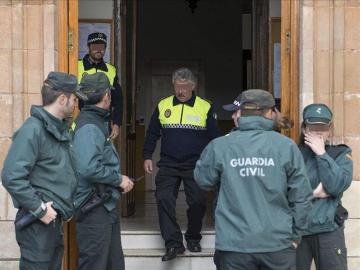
left=164, top=109, right=171, bottom=118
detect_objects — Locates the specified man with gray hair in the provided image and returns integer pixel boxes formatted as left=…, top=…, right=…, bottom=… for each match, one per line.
left=143, top=67, right=221, bottom=261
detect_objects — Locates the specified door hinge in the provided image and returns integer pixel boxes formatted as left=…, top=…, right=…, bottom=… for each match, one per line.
left=285, top=31, right=291, bottom=54
left=68, top=30, right=74, bottom=52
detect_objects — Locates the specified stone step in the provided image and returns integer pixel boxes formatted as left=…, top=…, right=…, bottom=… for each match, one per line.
left=124, top=248, right=216, bottom=270
left=121, top=230, right=215, bottom=249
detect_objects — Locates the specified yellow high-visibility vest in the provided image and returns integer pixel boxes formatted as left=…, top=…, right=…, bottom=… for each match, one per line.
left=158, top=95, right=211, bottom=130
left=78, top=60, right=116, bottom=84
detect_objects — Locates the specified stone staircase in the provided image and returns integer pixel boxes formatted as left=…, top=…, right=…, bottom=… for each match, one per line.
left=122, top=230, right=216, bottom=270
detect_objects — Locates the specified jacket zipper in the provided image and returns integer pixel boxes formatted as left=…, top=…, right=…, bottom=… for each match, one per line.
left=180, top=104, right=185, bottom=124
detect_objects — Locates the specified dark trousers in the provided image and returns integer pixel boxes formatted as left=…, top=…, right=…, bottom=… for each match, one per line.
left=155, top=166, right=207, bottom=248
left=76, top=206, right=125, bottom=270
left=15, top=212, right=63, bottom=270
left=214, top=249, right=221, bottom=270
left=219, top=248, right=296, bottom=270
left=296, top=226, right=347, bottom=270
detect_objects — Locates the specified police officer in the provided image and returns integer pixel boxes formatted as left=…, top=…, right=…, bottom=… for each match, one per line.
left=72, top=73, right=134, bottom=270
left=78, top=32, right=123, bottom=139
left=2, top=72, right=82, bottom=270
left=143, top=67, right=221, bottom=261
left=194, top=89, right=313, bottom=270
left=296, top=103, right=353, bottom=270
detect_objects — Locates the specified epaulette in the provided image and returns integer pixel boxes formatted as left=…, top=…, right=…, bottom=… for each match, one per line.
left=159, top=95, right=172, bottom=102
left=326, top=144, right=351, bottom=160
left=201, top=97, right=212, bottom=105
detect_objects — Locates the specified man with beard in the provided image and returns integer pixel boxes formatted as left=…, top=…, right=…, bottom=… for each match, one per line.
left=2, top=72, right=83, bottom=270
left=78, top=32, right=123, bottom=139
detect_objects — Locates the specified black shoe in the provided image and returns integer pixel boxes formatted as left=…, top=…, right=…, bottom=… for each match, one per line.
left=161, top=246, right=185, bottom=261
left=187, top=241, right=202, bottom=252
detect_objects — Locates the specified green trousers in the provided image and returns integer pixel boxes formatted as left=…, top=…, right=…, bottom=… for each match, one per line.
left=296, top=226, right=347, bottom=270
left=15, top=212, right=63, bottom=270
left=219, top=247, right=296, bottom=270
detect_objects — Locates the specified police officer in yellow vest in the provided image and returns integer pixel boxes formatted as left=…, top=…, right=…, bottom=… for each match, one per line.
left=78, top=32, right=123, bottom=139
left=143, top=67, right=221, bottom=261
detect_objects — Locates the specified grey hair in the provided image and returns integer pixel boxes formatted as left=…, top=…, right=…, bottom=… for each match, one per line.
left=172, top=67, right=197, bottom=85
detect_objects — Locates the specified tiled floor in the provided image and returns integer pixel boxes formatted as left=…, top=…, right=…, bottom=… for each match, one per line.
left=122, top=191, right=215, bottom=231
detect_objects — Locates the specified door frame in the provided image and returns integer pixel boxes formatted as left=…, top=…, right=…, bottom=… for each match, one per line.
left=58, top=0, right=300, bottom=269
left=280, top=0, right=300, bottom=142
left=57, top=1, right=78, bottom=269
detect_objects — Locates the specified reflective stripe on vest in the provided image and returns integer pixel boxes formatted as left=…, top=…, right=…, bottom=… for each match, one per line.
left=78, top=60, right=116, bottom=85
left=158, top=95, right=210, bottom=130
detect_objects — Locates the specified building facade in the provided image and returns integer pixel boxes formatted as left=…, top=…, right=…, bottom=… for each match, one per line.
left=0, top=0, right=359, bottom=269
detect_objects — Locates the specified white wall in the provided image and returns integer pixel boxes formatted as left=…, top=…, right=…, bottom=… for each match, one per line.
left=269, top=0, right=281, bottom=18
left=79, top=0, right=113, bottom=19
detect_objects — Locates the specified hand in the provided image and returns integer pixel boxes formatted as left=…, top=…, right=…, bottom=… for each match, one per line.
left=39, top=201, right=57, bottom=224
left=144, top=159, right=153, bottom=174
left=109, top=124, right=120, bottom=140
left=304, top=132, right=326, bottom=156
left=292, top=241, right=299, bottom=249
left=313, top=182, right=330, bottom=198
left=120, top=175, right=134, bottom=193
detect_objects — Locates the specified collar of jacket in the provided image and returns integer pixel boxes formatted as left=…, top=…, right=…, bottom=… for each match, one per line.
left=30, top=105, right=71, bottom=141
left=82, top=104, right=110, bottom=120
left=173, top=92, right=196, bottom=107
left=82, top=54, right=108, bottom=72
left=238, top=116, right=274, bottom=131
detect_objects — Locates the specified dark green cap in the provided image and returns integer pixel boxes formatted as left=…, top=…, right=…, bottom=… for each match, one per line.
left=240, top=89, right=275, bottom=110
left=44, top=71, right=84, bottom=97
left=303, top=103, right=332, bottom=125
left=78, top=73, right=112, bottom=103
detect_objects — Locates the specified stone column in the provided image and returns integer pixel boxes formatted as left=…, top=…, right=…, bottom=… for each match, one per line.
left=300, top=1, right=360, bottom=269
left=0, top=0, right=57, bottom=268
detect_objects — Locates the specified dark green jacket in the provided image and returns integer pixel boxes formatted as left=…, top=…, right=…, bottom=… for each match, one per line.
left=72, top=105, right=122, bottom=212
left=194, top=116, right=313, bottom=253
left=299, top=144, right=353, bottom=235
left=1, top=106, right=78, bottom=220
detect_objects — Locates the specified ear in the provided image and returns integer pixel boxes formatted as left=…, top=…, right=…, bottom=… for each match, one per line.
left=57, top=94, right=67, bottom=105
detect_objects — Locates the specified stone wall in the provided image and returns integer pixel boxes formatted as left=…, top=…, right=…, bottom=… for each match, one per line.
left=0, top=0, right=58, bottom=268
left=300, top=1, right=360, bottom=269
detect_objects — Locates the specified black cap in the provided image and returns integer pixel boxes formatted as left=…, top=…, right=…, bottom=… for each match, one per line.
left=223, top=93, right=242, bottom=111
left=87, top=32, right=107, bottom=45
left=78, top=73, right=112, bottom=103
left=240, top=89, right=275, bottom=110
left=44, top=71, right=85, bottom=99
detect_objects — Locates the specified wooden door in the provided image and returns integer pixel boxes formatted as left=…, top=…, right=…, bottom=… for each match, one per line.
left=57, top=1, right=78, bottom=269
left=280, top=0, right=300, bottom=142
left=120, top=0, right=137, bottom=217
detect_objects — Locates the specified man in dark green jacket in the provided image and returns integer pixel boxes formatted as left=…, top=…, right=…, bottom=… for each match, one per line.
left=194, top=89, right=313, bottom=270
left=72, top=72, right=133, bottom=270
left=1, top=72, right=83, bottom=270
